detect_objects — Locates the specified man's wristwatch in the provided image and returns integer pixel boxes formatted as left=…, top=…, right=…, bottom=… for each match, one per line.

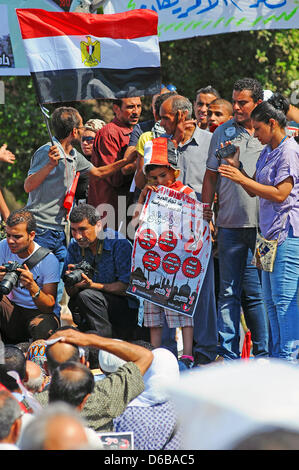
left=32, top=287, right=41, bottom=299
left=238, top=161, right=243, bottom=170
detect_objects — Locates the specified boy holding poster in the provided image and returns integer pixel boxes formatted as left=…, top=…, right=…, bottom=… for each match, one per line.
left=132, top=137, right=200, bottom=369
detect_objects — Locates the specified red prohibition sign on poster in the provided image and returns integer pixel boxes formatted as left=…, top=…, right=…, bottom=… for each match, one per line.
left=162, top=253, right=181, bottom=275
left=182, top=257, right=202, bottom=278
left=158, top=230, right=178, bottom=252
left=142, top=251, right=161, bottom=271
left=138, top=228, right=157, bottom=250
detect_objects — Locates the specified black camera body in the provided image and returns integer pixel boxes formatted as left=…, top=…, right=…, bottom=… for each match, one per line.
left=63, top=260, right=95, bottom=288
left=215, top=144, right=237, bottom=162
left=0, top=261, right=23, bottom=297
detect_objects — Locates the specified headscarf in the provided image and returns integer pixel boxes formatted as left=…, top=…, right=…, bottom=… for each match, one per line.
left=26, top=340, right=50, bottom=384
left=98, top=346, right=180, bottom=407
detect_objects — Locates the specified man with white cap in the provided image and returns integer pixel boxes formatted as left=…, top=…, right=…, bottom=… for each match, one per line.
left=34, top=328, right=153, bottom=432
left=99, top=345, right=182, bottom=450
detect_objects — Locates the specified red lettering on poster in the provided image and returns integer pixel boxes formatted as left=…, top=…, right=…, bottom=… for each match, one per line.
left=158, top=230, right=178, bottom=252
left=138, top=228, right=157, bottom=250
left=162, top=253, right=181, bottom=275
left=142, top=251, right=161, bottom=271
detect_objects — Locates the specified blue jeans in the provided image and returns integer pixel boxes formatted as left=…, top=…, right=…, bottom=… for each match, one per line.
left=217, top=227, right=269, bottom=359
left=34, top=227, right=67, bottom=317
left=160, top=253, right=218, bottom=363
left=262, top=226, right=299, bottom=361
left=192, top=253, right=218, bottom=363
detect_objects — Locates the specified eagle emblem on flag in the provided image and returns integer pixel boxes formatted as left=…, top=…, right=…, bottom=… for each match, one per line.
left=80, top=36, right=101, bottom=67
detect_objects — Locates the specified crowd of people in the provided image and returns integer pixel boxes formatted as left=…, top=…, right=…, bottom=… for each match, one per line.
left=0, top=75, right=298, bottom=451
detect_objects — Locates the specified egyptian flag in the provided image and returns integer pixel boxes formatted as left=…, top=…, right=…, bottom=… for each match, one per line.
left=16, top=8, right=161, bottom=104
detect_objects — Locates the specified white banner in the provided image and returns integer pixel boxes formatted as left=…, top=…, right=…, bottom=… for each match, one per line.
left=127, top=186, right=211, bottom=318
left=104, top=0, right=299, bottom=42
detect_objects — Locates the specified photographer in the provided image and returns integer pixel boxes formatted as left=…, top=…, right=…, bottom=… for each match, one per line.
left=63, top=204, right=138, bottom=339
left=0, top=209, right=60, bottom=344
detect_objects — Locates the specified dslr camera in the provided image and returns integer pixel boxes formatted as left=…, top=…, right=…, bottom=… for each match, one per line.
left=215, top=143, right=237, bottom=162
left=63, top=260, right=95, bottom=288
left=0, top=261, right=23, bottom=298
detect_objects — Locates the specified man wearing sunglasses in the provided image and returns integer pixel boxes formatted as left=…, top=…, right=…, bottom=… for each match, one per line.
left=75, top=119, right=106, bottom=205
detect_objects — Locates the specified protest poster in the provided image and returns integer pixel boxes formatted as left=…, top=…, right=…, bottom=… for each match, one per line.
left=97, top=432, right=134, bottom=450
left=127, top=185, right=212, bottom=318
left=104, top=0, right=299, bottom=42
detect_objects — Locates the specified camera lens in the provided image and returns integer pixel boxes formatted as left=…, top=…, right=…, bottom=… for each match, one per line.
left=0, top=272, right=20, bottom=295
left=63, top=269, right=83, bottom=288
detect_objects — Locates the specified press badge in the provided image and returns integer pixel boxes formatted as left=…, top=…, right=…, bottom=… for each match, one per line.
left=224, top=126, right=236, bottom=138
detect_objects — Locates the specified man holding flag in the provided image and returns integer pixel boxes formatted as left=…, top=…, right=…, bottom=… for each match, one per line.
left=16, top=7, right=161, bottom=315
left=24, top=106, right=138, bottom=315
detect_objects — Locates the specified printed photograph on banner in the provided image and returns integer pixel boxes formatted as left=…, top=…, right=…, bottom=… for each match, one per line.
left=47, top=0, right=74, bottom=12
left=0, top=0, right=85, bottom=76
left=0, top=4, right=15, bottom=68
left=97, top=432, right=134, bottom=450
left=127, top=186, right=211, bottom=318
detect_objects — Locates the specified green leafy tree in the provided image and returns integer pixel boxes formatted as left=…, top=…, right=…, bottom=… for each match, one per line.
left=160, top=29, right=299, bottom=102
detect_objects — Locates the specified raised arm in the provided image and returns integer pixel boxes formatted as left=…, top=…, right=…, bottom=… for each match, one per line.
left=218, top=165, right=293, bottom=203
left=49, top=328, right=153, bottom=376
left=89, top=150, right=137, bottom=180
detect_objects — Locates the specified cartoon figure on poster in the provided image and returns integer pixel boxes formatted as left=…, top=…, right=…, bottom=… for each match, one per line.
left=128, top=137, right=211, bottom=318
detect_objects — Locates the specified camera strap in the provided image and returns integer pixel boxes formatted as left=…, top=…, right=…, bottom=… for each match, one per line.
left=22, top=246, right=51, bottom=270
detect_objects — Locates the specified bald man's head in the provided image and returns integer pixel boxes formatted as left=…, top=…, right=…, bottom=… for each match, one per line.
left=44, top=414, right=88, bottom=450
left=46, top=342, right=80, bottom=375
left=24, top=361, right=45, bottom=393
left=19, top=403, right=91, bottom=450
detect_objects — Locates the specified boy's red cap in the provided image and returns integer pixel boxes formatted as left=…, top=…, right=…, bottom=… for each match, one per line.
left=143, top=137, right=179, bottom=173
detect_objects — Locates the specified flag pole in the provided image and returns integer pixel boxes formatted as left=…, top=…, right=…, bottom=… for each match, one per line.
left=39, top=104, right=55, bottom=146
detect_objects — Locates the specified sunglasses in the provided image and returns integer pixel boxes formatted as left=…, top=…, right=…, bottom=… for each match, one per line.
left=82, top=136, right=95, bottom=143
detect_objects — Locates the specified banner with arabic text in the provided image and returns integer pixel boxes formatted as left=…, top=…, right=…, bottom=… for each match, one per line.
left=104, top=0, right=299, bottom=42
left=127, top=186, right=211, bottom=318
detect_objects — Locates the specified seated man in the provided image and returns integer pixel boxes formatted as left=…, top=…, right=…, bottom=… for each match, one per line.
left=63, top=203, right=139, bottom=340
left=0, top=209, right=60, bottom=344
left=34, top=328, right=153, bottom=432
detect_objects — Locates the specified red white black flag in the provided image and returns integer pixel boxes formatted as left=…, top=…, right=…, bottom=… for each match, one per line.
left=16, top=8, right=161, bottom=104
